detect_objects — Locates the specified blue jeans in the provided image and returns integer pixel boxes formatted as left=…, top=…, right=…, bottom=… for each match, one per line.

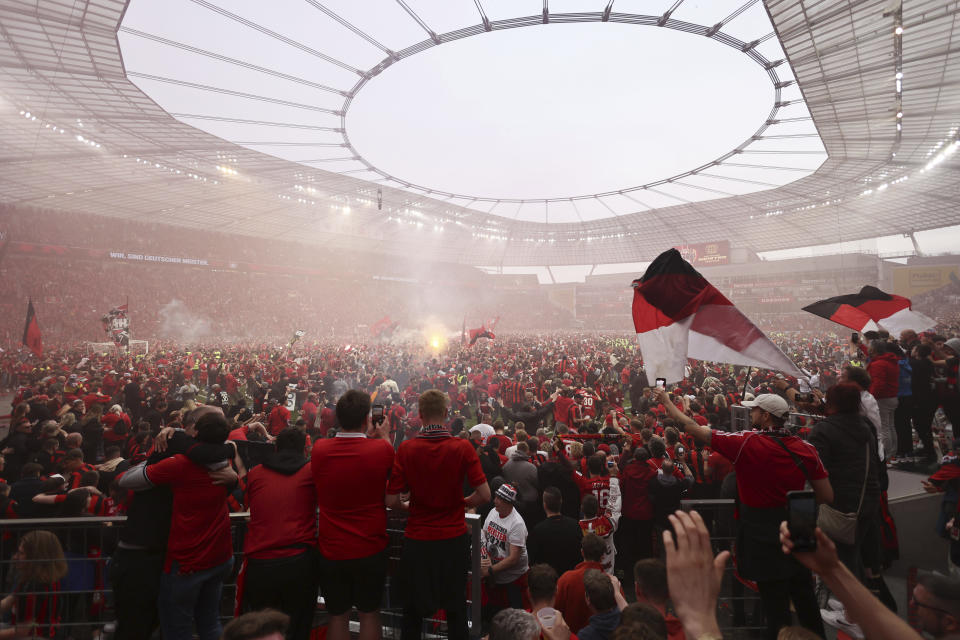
left=158, top=557, right=234, bottom=640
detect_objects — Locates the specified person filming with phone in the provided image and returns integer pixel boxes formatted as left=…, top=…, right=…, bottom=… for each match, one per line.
left=653, top=385, right=833, bottom=639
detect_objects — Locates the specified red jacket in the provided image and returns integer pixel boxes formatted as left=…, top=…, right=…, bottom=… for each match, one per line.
left=867, top=352, right=899, bottom=399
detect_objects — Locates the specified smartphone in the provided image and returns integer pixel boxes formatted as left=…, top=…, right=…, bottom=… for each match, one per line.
left=372, top=404, right=385, bottom=424
left=786, top=490, right=818, bottom=552
left=606, top=459, right=614, bottom=468
left=655, top=378, right=666, bottom=389
left=851, top=332, right=859, bottom=344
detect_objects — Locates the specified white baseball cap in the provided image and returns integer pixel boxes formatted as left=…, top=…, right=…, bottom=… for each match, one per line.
left=741, top=393, right=790, bottom=419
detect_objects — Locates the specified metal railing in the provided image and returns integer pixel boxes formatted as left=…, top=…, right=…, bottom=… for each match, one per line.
left=0, top=511, right=484, bottom=639
left=681, top=498, right=765, bottom=638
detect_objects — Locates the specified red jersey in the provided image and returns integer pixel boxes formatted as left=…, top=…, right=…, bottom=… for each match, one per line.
left=580, top=393, right=600, bottom=418
left=574, top=473, right=612, bottom=511
left=387, top=429, right=486, bottom=541
left=243, top=461, right=316, bottom=559
left=146, top=454, right=233, bottom=573
left=311, top=433, right=395, bottom=560
left=710, top=430, right=827, bottom=509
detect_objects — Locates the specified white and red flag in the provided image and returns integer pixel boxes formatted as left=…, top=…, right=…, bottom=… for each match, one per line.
left=631, top=249, right=802, bottom=383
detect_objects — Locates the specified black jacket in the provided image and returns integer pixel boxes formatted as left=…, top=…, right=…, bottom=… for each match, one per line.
left=808, top=412, right=881, bottom=515
left=528, top=514, right=584, bottom=576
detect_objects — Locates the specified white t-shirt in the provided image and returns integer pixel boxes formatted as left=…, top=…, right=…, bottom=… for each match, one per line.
left=482, top=507, right=529, bottom=584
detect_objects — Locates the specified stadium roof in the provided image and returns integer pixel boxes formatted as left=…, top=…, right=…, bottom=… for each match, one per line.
left=0, top=0, right=958, bottom=266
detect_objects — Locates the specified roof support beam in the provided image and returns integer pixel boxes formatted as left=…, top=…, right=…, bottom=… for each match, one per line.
left=657, top=0, right=684, bottom=27
left=395, top=0, right=441, bottom=44
left=473, top=0, right=492, bottom=31
left=188, top=0, right=363, bottom=75
left=126, top=72, right=342, bottom=115
left=302, top=0, right=397, bottom=58
left=706, top=0, right=757, bottom=38
left=602, top=0, right=615, bottom=21
left=119, top=27, right=347, bottom=95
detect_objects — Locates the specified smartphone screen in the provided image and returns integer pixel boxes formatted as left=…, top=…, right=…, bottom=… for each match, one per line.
left=655, top=378, right=666, bottom=389
left=851, top=332, right=859, bottom=343
left=372, top=404, right=385, bottom=418
left=787, top=490, right=818, bottom=552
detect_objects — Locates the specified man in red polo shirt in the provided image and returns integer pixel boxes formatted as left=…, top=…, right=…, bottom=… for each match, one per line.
left=654, top=387, right=832, bottom=639
left=386, top=389, right=490, bottom=640
left=312, top=390, right=394, bottom=640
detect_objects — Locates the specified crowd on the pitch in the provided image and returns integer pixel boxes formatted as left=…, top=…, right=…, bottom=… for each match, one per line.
left=2, top=329, right=960, bottom=640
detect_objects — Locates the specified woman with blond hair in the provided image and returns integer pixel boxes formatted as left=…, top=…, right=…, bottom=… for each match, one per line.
left=0, top=530, right=68, bottom=639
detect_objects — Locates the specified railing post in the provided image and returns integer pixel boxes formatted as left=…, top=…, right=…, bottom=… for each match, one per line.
left=466, top=513, right=482, bottom=639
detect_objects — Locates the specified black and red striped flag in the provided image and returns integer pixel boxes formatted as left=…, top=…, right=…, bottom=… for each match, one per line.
left=22, top=300, right=42, bottom=358
left=631, top=249, right=801, bottom=383
left=801, top=286, right=934, bottom=334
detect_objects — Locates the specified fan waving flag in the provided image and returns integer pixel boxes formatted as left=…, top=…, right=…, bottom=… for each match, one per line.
left=632, top=249, right=802, bottom=383
left=802, top=286, right=935, bottom=334
left=22, top=300, right=43, bottom=358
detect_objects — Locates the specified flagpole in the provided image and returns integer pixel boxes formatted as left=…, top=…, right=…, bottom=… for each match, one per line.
left=741, top=367, right=751, bottom=402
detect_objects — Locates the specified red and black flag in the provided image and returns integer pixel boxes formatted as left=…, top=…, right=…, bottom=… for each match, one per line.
left=469, top=327, right=495, bottom=345
left=801, top=286, right=934, bottom=334
left=22, top=300, right=42, bottom=358
left=632, top=249, right=801, bottom=383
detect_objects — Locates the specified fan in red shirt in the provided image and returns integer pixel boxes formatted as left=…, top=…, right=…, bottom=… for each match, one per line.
left=574, top=453, right=613, bottom=512
left=311, top=390, right=395, bottom=640
left=299, top=392, right=318, bottom=433
left=579, top=388, right=601, bottom=419
left=654, top=387, right=831, bottom=639
left=554, top=533, right=609, bottom=634
left=119, top=409, right=238, bottom=640
left=266, top=400, right=290, bottom=435
left=386, top=389, right=491, bottom=640
left=237, top=428, right=318, bottom=640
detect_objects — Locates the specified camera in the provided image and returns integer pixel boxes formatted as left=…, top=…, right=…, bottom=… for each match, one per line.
left=675, top=445, right=685, bottom=459
left=371, top=404, right=386, bottom=425
left=795, top=392, right=816, bottom=403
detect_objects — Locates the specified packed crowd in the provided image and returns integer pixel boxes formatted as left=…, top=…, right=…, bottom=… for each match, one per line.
left=0, top=252, right=574, bottom=345
left=2, top=325, right=960, bottom=639
left=0, top=206, right=577, bottom=345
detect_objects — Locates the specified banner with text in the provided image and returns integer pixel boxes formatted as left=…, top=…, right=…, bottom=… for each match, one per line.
left=673, top=241, right=730, bottom=267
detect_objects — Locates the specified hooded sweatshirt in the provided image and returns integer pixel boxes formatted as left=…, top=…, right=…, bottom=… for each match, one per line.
left=243, top=451, right=317, bottom=559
